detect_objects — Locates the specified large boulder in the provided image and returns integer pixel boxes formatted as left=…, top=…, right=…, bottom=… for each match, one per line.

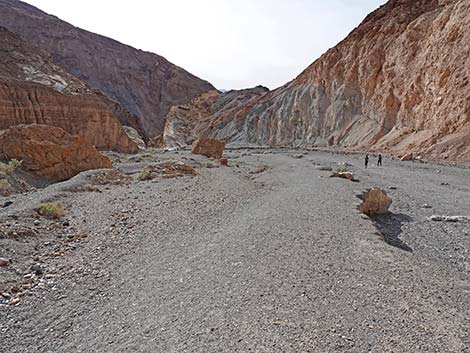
left=0, top=124, right=112, bottom=182
left=123, top=126, right=146, bottom=149
left=357, top=188, right=392, bottom=216
left=192, top=137, right=225, bottom=159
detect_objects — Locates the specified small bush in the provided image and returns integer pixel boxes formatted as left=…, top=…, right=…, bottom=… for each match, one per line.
left=0, top=159, right=22, bottom=176
left=336, top=166, right=350, bottom=174
left=37, top=202, right=65, bottom=219
left=137, top=169, right=153, bottom=181
left=83, top=184, right=100, bottom=192
left=0, top=178, right=10, bottom=193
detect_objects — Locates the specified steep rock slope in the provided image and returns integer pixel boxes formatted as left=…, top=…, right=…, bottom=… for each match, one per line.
left=0, top=27, right=137, bottom=152
left=234, top=0, right=468, bottom=161
left=0, top=0, right=215, bottom=137
left=0, top=26, right=85, bottom=94
left=160, top=87, right=269, bottom=147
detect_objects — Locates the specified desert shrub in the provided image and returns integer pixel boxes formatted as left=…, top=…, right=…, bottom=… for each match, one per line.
left=336, top=166, right=350, bottom=174
left=36, top=202, right=65, bottom=219
left=0, top=178, right=10, bottom=193
left=83, top=184, right=100, bottom=192
left=0, top=159, right=22, bottom=176
left=137, top=169, right=153, bottom=181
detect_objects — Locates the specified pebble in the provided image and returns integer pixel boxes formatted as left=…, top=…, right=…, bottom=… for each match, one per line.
left=31, top=264, right=44, bottom=276
left=422, top=204, right=432, bottom=209
left=9, top=298, right=20, bottom=306
left=33, top=220, right=41, bottom=226
left=2, top=201, right=13, bottom=208
left=0, top=257, right=10, bottom=267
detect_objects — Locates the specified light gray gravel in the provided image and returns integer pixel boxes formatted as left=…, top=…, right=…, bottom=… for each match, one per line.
left=1, top=149, right=469, bottom=352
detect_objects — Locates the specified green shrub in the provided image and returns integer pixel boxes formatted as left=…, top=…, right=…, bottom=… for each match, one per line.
left=336, top=166, right=350, bottom=174
left=37, top=202, right=65, bottom=219
left=137, top=169, right=153, bottom=181
left=0, top=159, right=22, bottom=176
left=0, top=178, right=10, bottom=192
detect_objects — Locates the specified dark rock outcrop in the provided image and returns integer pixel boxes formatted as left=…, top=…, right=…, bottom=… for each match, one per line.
left=0, top=0, right=215, bottom=137
left=0, top=27, right=137, bottom=152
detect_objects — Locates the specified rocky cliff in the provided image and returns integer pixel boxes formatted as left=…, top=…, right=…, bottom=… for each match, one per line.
left=0, top=0, right=215, bottom=138
left=0, top=26, right=85, bottom=94
left=159, top=87, right=269, bottom=147
left=0, top=80, right=137, bottom=152
left=232, top=0, right=469, bottom=161
left=0, top=27, right=137, bottom=153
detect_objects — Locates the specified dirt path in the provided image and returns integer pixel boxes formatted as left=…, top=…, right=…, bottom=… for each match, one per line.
left=1, top=150, right=469, bottom=352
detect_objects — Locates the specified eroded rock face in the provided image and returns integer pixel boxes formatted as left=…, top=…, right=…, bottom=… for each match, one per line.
left=123, top=127, right=146, bottom=150
left=357, top=188, right=392, bottom=216
left=235, top=0, right=470, bottom=161
left=0, top=124, right=112, bottom=182
left=0, top=80, right=138, bottom=153
left=161, top=87, right=269, bottom=147
left=0, top=0, right=214, bottom=137
left=158, top=0, right=468, bottom=162
left=0, top=26, right=86, bottom=94
left=192, top=137, right=225, bottom=159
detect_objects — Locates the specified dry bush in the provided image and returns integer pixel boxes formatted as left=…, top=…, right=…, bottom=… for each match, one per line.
left=137, top=161, right=197, bottom=181
left=92, top=170, right=133, bottom=185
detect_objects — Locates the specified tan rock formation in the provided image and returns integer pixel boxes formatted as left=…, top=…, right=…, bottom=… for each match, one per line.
left=357, top=188, right=393, bottom=216
left=0, top=0, right=214, bottom=137
left=192, top=138, right=225, bottom=159
left=0, top=124, right=112, bottom=182
left=161, top=87, right=269, bottom=147
left=0, top=80, right=138, bottom=153
left=235, top=0, right=470, bottom=162
left=156, top=0, right=469, bottom=162
left=123, top=127, right=146, bottom=150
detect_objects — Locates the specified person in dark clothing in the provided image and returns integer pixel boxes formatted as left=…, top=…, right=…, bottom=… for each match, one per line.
left=365, top=154, right=369, bottom=169
left=377, top=154, right=383, bottom=166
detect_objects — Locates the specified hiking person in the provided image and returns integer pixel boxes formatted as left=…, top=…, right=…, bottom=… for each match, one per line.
left=365, top=154, right=369, bottom=169
left=378, top=154, right=383, bottom=166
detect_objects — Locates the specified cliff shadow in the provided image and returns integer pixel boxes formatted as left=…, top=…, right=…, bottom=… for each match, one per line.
left=371, top=213, right=414, bottom=252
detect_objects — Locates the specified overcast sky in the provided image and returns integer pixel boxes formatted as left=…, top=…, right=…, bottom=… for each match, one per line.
left=23, top=0, right=386, bottom=90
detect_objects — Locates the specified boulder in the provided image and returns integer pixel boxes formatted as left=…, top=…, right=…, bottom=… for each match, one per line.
left=400, top=153, right=414, bottom=161
left=0, top=124, right=112, bottom=182
left=192, top=137, right=225, bottom=159
left=357, top=188, right=392, bottom=216
left=123, top=126, right=146, bottom=149
left=330, top=172, right=355, bottom=182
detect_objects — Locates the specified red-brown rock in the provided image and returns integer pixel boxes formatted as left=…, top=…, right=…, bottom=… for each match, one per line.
left=0, top=124, right=112, bottom=182
left=357, top=188, right=393, bottom=216
left=0, top=80, right=137, bottom=153
left=192, top=138, right=225, bottom=159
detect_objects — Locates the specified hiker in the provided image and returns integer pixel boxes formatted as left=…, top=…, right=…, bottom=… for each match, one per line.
left=365, top=154, right=369, bottom=169
left=377, top=154, right=383, bottom=166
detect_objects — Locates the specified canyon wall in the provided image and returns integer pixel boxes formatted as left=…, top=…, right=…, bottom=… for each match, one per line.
left=0, top=0, right=215, bottom=138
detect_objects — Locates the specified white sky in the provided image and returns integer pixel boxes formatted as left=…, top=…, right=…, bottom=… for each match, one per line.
left=23, top=0, right=387, bottom=90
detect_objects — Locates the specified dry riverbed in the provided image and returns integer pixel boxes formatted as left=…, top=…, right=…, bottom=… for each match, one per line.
left=1, top=149, right=469, bottom=352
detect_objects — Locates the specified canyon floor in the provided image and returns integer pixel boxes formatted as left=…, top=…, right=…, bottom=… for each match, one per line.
left=1, top=149, right=469, bottom=353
